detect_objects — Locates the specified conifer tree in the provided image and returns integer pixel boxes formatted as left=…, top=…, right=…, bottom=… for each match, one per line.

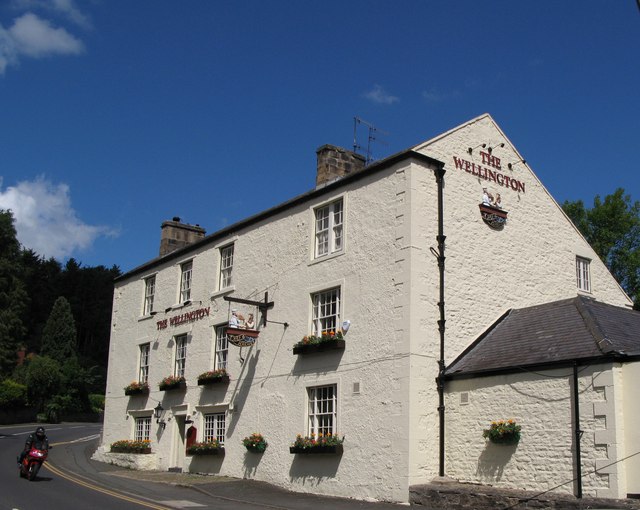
left=0, top=210, right=27, bottom=377
left=41, top=296, right=77, bottom=364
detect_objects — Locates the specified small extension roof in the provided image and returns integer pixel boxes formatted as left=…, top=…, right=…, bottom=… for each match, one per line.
left=445, top=296, right=640, bottom=380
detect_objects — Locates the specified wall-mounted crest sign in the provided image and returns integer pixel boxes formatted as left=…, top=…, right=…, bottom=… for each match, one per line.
left=479, top=188, right=508, bottom=230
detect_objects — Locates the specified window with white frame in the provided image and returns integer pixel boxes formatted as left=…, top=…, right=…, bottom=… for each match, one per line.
left=576, top=256, right=591, bottom=292
left=175, top=334, right=187, bottom=378
left=219, top=244, right=234, bottom=289
left=139, top=343, right=150, bottom=384
left=204, top=412, right=226, bottom=445
left=214, top=325, right=228, bottom=370
left=314, top=198, right=343, bottom=258
left=312, top=287, right=340, bottom=336
left=134, top=416, right=151, bottom=441
left=180, top=261, right=193, bottom=302
left=143, top=275, right=155, bottom=315
left=308, top=385, right=337, bottom=436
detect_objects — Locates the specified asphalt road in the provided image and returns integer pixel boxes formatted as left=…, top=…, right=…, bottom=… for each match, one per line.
left=0, top=423, right=407, bottom=510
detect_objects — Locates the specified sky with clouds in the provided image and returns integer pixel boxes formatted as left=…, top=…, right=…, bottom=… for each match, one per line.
left=1, top=1, right=639, bottom=272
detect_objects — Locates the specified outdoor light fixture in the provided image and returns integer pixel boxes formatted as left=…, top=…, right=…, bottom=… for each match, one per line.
left=154, top=403, right=166, bottom=429
left=507, top=159, right=526, bottom=170
left=467, top=143, right=486, bottom=154
left=342, top=320, right=351, bottom=335
left=487, top=143, right=505, bottom=154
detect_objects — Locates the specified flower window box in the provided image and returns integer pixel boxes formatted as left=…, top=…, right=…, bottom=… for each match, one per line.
left=289, top=445, right=343, bottom=455
left=293, top=331, right=345, bottom=355
left=124, top=381, right=149, bottom=396
left=159, top=376, right=186, bottom=391
left=110, top=439, right=152, bottom=454
left=186, top=440, right=224, bottom=456
left=243, top=433, right=268, bottom=453
left=289, top=434, right=344, bottom=454
left=483, top=419, right=521, bottom=445
left=197, top=369, right=230, bottom=386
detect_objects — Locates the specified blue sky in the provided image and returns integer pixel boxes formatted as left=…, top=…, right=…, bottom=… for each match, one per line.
left=1, top=1, right=639, bottom=273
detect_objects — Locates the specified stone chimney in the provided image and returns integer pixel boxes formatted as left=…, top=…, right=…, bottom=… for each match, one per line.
left=160, top=217, right=206, bottom=257
left=316, top=145, right=366, bottom=188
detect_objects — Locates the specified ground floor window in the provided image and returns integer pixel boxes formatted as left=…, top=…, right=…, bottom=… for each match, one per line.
left=308, top=384, right=337, bottom=436
left=204, top=412, right=226, bottom=445
left=134, top=416, right=151, bottom=441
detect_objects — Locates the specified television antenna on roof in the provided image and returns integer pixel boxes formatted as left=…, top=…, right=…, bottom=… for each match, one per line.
left=353, top=117, right=389, bottom=165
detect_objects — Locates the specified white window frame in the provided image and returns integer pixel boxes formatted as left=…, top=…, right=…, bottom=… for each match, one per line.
left=180, top=261, right=193, bottom=303
left=314, top=198, right=343, bottom=259
left=143, top=275, right=155, bottom=315
left=219, top=244, right=234, bottom=290
left=214, top=325, right=228, bottom=370
left=307, top=384, right=337, bottom=437
left=134, top=416, right=151, bottom=441
left=175, top=334, right=187, bottom=378
left=139, top=343, right=150, bottom=384
left=204, top=412, right=226, bottom=445
left=312, top=287, right=341, bottom=336
left=576, top=256, right=591, bottom=292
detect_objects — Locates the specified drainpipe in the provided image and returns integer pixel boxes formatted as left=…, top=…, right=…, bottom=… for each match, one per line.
left=573, top=361, right=583, bottom=498
left=433, top=163, right=447, bottom=477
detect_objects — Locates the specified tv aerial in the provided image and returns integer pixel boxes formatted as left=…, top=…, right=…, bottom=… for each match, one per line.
left=353, top=117, right=389, bottom=165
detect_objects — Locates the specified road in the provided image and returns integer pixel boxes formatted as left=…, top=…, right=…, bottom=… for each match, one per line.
left=1, top=423, right=407, bottom=510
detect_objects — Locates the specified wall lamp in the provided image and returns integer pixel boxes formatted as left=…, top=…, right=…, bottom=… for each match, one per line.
left=507, top=159, right=526, bottom=170
left=154, top=402, right=166, bottom=429
left=467, top=143, right=486, bottom=154
left=487, top=143, right=505, bottom=154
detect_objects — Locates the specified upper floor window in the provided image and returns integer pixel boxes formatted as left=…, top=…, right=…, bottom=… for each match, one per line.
left=143, top=276, right=155, bottom=315
left=576, top=256, right=591, bottom=292
left=315, top=198, right=343, bottom=258
left=139, top=343, right=150, bottom=384
left=308, top=384, right=337, bottom=437
left=134, top=416, right=151, bottom=441
left=204, top=412, right=226, bottom=446
left=214, top=325, right=228, bottom=370
left=180, top=261, right=192, bottom=302
left=219, top=244, right=234, bottom=289
left=175, top=334, right=187, bottom=378
left=312, top=287, right=340, bottom=336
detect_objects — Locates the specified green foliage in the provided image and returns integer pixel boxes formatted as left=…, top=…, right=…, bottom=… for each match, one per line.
left=26, top=356, right=62, bottom=411
left=0, top=379, right=27, bottom=408
left=41, top=296, right=77, bottom=364
left=89, top=393, right=105, bottom=413
left=563, top=188, right=640, bottom=307
left=483, top=419, right=521, bottom=444
left=0, top=210, right=28, bottom=378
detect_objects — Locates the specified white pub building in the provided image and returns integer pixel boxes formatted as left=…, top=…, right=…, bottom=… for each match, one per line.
left=97, top=114, right=640, bottom=504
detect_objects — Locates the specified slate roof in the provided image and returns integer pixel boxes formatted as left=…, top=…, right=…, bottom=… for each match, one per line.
left=445, top=296, right=640, bottom=379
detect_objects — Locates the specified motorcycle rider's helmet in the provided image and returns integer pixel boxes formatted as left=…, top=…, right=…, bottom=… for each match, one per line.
left=35, top=426, right=45, bottom=439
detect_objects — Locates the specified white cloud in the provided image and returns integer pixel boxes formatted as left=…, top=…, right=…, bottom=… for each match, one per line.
left=364, top=84, right=399, bottom=105
left=0, top=12, right=84, bottom=73
left=12, top=0, right=92, bottom=29
left=0, top=176, right=117, bottom=260
left=9, top=12, right=84, bottom=57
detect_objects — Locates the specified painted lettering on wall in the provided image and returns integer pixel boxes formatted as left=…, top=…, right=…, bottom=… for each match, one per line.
left=452, top=154, right=525, bottom=193
left=157, top=307, right=210, bottom=330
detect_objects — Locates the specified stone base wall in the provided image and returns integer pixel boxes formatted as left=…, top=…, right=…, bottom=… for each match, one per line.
left=92, top=446, right=159, bottom=471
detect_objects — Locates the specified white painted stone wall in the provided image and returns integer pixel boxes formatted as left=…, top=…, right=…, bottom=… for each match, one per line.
left=445, top=365, right=622, bottom=498
left=102, top=114, right=632, bottom=503
left=622, top=361, right=640, bottom=496
left=407, top=114, right=631, bottom=490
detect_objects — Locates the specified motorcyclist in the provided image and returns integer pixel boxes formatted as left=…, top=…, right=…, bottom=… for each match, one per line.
left=18, top=426, right=49, bottom=466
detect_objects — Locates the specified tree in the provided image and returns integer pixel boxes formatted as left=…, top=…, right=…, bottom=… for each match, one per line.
left=41, top=296, right=77, bottom=364
left=563, top=188, right=640, bottom=308
left=0, top=210, right=27, bottom=378
left=26, top=355, right=61, bottom=411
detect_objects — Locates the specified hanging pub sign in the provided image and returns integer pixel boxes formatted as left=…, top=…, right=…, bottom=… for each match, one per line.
left=223, top=293, right=274, bottom=348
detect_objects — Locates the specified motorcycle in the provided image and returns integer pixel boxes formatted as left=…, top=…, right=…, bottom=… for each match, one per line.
left=19, top=447, right=49, bottom=481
